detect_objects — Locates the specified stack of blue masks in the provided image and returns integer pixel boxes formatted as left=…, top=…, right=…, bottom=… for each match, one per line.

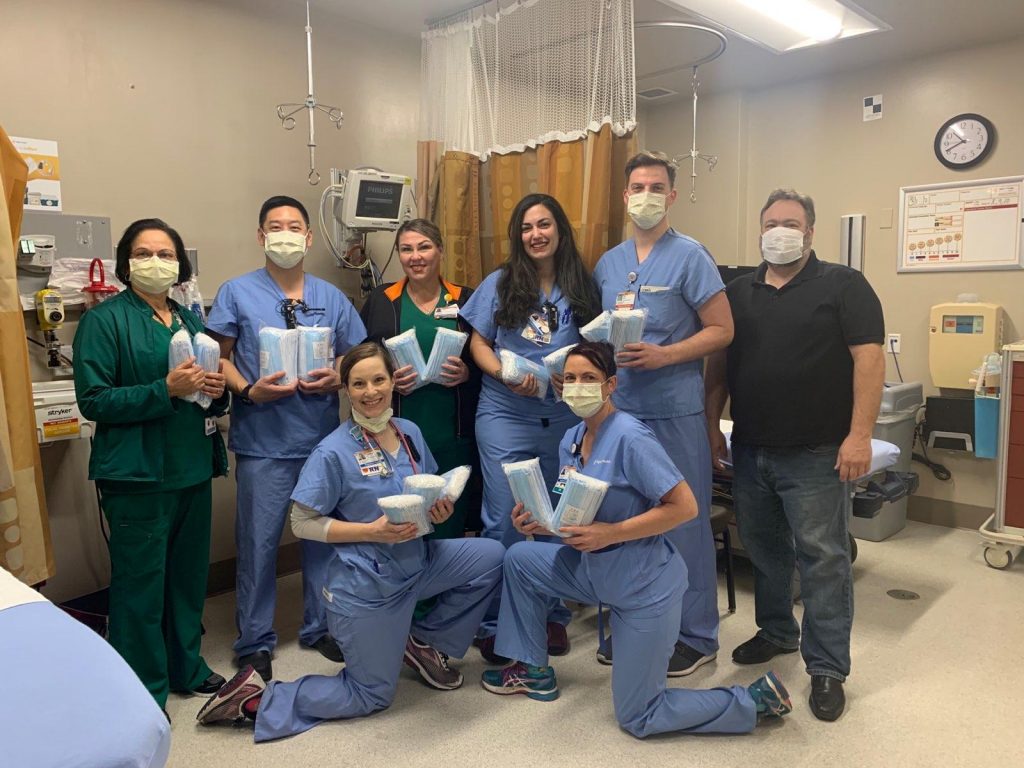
left=259, top=327, right=299, bottom=385
left=384, top=329, right=428, bottom=392
left=502, top=457, right=555, bottom=531
left=552, top=472, right=609, bottom=536
left=580, top=311, right=611, bottom=343
left=297, top=326, right=334, bottom=382
left=440, top=465, right=472, bottom=502
left=378, top=493, right=433, bottom=538
left=403, top=474, right=448, bottom=535
left=609, top=309, right=647, bottom=352
left=423, top=328, right=468, bottom=385
left=192, top=332, right=222, bottom=409
left=499, top=349, right=550, bottom=400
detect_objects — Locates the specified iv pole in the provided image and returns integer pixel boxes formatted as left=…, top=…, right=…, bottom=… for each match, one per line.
left=276, top=2, right=343, bottom=185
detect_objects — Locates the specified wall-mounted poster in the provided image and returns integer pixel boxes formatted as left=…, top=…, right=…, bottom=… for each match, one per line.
left=11, top=136, right=62, bottom=211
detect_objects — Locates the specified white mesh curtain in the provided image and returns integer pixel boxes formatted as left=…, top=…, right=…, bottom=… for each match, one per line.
left=420, top=0, right=635, bottom=157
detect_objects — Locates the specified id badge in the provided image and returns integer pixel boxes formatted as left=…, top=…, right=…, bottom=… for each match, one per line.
left=434, top=304, right=459, bottom=320
left=204, top=417, right=217, bottom=436
left=614, top=291, right=636, bottom=310
left=523, top=313, right=552, bottom=346
left=355, top=448, right=385, bottom=477
left=552, top=465, right=575, bottom=495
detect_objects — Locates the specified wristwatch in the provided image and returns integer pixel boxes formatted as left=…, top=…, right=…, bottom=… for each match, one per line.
left=239, top=383, right=254, bottom=404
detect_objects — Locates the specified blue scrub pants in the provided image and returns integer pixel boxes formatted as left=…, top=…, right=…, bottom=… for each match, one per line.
left=233, top=456, right=331, bottom=657
left=254, top=537, right=505, bottom=742
left=644, top=413, right=719, bottom=656
left=475, top=401, right=576, bottom=636
left=495, top=541, right=755, bottom=738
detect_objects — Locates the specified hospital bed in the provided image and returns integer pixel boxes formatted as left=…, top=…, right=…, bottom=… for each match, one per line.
left=0, top=568, right=171, bottom=768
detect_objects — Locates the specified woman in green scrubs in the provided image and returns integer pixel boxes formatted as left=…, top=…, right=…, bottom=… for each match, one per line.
left=359, top=219, right=481, bottom=539
left=73, top=218, right=229, bottom=712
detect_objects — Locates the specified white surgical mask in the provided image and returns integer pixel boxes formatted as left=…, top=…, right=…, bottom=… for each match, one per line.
left=562, top=382, right=607, bottom=419
left=352, top=406, right=393, bottom=434
left=627, top=191, right=667, bottom=230
left=129, top=256, right=179, bottom=294
left=761, top=226, right=806, bottom=265
left=264, top=231, right=308, bottom=268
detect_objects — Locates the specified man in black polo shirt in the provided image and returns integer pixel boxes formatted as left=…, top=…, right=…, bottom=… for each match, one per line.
left=705, top=188, right=884, bottom=722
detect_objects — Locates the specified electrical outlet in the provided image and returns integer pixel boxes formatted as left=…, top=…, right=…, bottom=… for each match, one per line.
left=886, top=333, right=901, bottom=354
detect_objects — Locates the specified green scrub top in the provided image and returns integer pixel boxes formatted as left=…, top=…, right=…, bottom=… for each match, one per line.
left=96, top=311, right=213, bottom=495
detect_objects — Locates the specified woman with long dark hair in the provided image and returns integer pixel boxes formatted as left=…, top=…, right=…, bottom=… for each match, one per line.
left=459, top=193, right=601, bottom=662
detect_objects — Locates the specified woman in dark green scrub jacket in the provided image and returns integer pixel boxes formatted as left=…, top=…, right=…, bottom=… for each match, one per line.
left=73, top=218, right=229, bottom=712
left=359, top=219, right=482, bottom=538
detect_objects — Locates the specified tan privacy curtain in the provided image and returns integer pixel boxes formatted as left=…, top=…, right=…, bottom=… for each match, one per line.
left=0, top=125, right=54, bottom=585
left=422, top=124, right=637, bottom=288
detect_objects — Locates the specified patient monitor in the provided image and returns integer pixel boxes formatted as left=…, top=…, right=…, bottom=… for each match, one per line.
left=928, top=301, right=1004, bottom=389
left=333, top=168, right=416, bottom=231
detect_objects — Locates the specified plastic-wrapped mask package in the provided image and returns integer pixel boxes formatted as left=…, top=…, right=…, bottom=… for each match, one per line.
left=552, top=472, right=609, bottom=537
left=542, top=344, right=575, bottom=402
left=384, top=329, right=428, bottom=392
left=297, top=326, right=334, bottom=382
left=502, top=458, right=555, bottom=532
left=168, top=329, right=202, bottom=403
left=259, top=327, right=299, bottom=385
left=609, top=309, right=647, bottom=352
left=403, top=473, right=448, bottom=512
left=498, top=349, right=550, bottom=400
left=192, top=332, right=222, bottom=409
left=424, top=328, right=468, bottom=385
left=440, top=465, right=472, bottom=502
left=580, top=311, right=611, bottom=343
left=378, top=494, right=433, bottom=538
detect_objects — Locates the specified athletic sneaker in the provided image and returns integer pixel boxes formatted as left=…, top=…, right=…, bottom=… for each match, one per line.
left=196, top=666, right=266, bottom=725
left=596, top=637, right=613, bottom=666
left=481, top=662, right=559, bottom=702
left=403, top=636, right=464, bottom=690
left=747, top=670, right=793, bottom=719
left=667, top=641, right=717, bottom=677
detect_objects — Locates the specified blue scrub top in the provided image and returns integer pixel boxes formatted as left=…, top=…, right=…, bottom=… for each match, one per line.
left=459, top=269, right=580, bottom=418
left=593, top=230, right=724, bottom=419
left=291, top=417, right=438, bottom=616
left=206, top=268, right=366, bottom=459
left=558, top=410, right=685, bottom=606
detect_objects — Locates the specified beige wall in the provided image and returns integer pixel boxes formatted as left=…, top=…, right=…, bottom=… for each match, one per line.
left=3, top=0, right=420, bottom=601
left=644, top=36, right=1024, bottom=517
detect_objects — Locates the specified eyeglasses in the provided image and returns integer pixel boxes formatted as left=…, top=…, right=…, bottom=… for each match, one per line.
left=542, top=301, right=559, bottom=333
left=130, top=249, right=178, bottom=261
left=278, top=299, right=325, bottom=329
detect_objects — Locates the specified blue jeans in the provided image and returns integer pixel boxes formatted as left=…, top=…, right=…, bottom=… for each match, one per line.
left=731, top=442, right=853, bottom=681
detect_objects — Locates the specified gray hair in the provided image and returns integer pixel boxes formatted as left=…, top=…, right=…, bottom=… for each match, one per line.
left=760, top=188, right=816, bottom=228
left=625, top=151, right=677, bottom=189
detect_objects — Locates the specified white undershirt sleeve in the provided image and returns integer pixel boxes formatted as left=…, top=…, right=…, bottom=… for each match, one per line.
left=289, top=501, right=333, bottom=543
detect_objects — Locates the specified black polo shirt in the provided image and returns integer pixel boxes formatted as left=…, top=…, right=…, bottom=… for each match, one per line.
left=725, top=252, right=884, bottom=447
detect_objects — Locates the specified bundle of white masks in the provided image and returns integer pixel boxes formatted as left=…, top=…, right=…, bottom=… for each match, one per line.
left=384, top=329, right=428, bottom=392
left=297, top=326, right=334, bottom=382
left=609, top=309, right=647, bottom=352
left=502, top=458, right=555, bottom=532
left=499, top=349, right=550, bottom=400
left=401, top=474, right=448, bottom=536
left=580, top=311, right=612, bottom=343
left=259, top=327, right=299, bottom=385
left=423, top=328, right=468, bottom=385
left=440, top=465, right=472, bottom=502
left=378, top=494, right=433, bottom=538
left=551, top=472, right=609, bottom=537
left=192, top=332, right=222, bottom=409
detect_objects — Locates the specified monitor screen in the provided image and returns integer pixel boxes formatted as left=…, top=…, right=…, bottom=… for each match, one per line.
left=355, top=180, right=404, bottom=220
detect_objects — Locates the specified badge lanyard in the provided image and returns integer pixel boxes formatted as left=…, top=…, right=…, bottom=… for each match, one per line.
left=615, top=271, right=639, bottom=311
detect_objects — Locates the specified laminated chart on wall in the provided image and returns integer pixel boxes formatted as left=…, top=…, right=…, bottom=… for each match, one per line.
left=502, top=458, right=556, bottom=531
left=384, top=329, right=428, bottom=391
left=898, top=176, right=1023, bottom=272
left=378, top=494, right=433, bottom=538
left=552, top=472, right=609, bottom=536
left=11, top=136, right=62, bottom=210
left=423, top=328, right=468, bottom=384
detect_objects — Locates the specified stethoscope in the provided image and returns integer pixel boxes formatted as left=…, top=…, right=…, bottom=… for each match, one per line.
left=349, top=422, right=421, bottom=477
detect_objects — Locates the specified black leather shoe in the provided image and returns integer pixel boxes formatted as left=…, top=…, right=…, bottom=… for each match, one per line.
left=809, top=675, right=846, bottom=721
left=303, top=634, right=345, bottom=664
left=191, top=672, right=227, bottom=695
left=237, top=650, right=272, bottom=682
left=732, top=635, right=798, bottom=665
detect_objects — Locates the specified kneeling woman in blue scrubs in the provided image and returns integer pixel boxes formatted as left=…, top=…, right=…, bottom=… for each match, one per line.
left=481, top=341, right=791, bottom=737
left=198, top=342, right=505, bottom=741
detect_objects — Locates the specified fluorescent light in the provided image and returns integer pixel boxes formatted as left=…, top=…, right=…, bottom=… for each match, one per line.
left=659, top=0, right=890, bottom=53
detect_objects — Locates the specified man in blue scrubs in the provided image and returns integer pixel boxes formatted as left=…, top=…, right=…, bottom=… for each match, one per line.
left=592, top=152, right=733, bottom=676
left=207, top=196, right=366, bottom=681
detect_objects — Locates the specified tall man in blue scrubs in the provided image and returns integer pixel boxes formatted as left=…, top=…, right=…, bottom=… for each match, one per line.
left=592, top=151, right=733, bottom=676
left=207, top=196, right=366, bottom=681
left=705, top=188, right=885, bottom=721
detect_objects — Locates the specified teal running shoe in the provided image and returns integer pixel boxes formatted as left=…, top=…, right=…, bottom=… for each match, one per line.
left=747, top=669, right=792, bottom=719
left=481, top=662, right=559, bottom=702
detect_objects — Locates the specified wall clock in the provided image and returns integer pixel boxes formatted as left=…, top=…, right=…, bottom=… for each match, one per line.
left=934, top=113, right=995, bottom=170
